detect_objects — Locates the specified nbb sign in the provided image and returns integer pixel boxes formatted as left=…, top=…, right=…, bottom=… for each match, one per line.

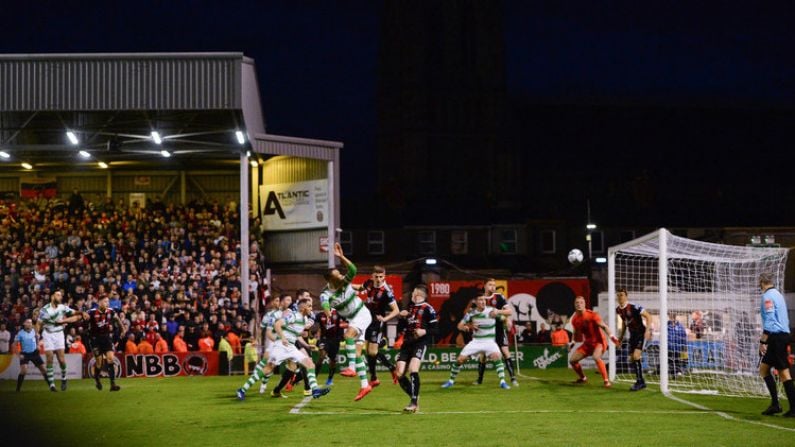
left=122, top=352, right=219, bottom=378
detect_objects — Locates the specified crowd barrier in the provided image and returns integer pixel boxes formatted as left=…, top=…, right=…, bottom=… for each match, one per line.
left=0, top=353, right=83, bottom=380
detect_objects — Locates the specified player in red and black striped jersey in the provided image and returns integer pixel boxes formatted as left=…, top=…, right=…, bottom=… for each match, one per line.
left=359, top=266, right=400, bottom=386
left=82, top=296, right=124, bottom=391
left=615, top=288, right=651, bottom=391
left=395, top=284, right=438, bottom=413
left=316, top=309, right=347, bottom=386
left=475, top=279, right=518, bottom=386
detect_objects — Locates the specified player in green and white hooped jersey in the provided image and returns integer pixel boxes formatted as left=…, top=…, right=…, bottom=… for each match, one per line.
left=237, top=297, right=330, bottom=400
left=36, top=290, right=78, bottom=391
left=320, top=243, right=374, bottom=402
left=441, top=295, right=513, bottom=389
left=256, top=295, right=286, bottom=394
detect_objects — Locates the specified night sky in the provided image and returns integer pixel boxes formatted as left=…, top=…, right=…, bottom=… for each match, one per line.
left=2, top=1, right=794, bottom=226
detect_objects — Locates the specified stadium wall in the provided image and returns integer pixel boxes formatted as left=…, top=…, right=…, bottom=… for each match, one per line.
left=0, top=170, right=241, bottom=205
left=260, top=156, right=330, bottom=263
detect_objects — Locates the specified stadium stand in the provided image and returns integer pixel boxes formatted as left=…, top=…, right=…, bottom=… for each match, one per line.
left=0, top=196, right=266, bottom=355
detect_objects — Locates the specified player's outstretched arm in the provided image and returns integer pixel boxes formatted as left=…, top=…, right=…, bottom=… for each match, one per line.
left=495, top=307, right=513, bottom=317
left=333, top=243, right=357, bottom=279
left=59, top=314, right=84, bottom=324
left=599, top=321, right=619, bottom=345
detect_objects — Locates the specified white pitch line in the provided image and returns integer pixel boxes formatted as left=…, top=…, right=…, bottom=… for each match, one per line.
left=665, top=392, right=795, bottom=433
left=288, top=396, right=313, bottom=414
left=296, top=409, right=707, bottom=416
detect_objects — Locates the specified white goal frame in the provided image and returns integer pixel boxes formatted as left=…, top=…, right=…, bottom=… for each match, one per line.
left=607, top=228, right=788, bottom=395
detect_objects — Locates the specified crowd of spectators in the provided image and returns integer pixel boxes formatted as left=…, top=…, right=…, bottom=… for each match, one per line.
left=0, top=192, right=266, bottom=357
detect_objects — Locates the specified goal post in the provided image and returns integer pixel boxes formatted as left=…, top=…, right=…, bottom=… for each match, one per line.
left=607, top=228, right=788, bottom=396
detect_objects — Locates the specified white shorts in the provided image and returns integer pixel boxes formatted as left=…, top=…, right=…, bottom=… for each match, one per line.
left=263, top=336, right=276, bottom=357
left=42, top=330, right=66, bottom=352
left=268, top=342, right=308, bottom=366
left=347, top=309, right=372, bottom=344
left=459, top=338, right=500, bottom=359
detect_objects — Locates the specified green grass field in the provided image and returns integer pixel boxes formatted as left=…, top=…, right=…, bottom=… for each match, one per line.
left=1, top=369, right=793, bottom=447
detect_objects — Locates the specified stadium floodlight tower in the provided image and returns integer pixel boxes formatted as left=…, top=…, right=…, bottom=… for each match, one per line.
left=607, top=228, right=788, bottom=397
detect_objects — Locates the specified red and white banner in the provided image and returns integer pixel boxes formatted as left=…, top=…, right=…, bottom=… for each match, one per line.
left=429, top=278, right=590, bottom=345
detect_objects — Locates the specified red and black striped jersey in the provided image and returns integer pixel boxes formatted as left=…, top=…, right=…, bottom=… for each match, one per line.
left=363, top=283, right=396, bottom=318
left=317, top=309, right=344, bottom=340
left=616, top=303, right=646, bottom=334
left=87, top=307, right=117, bottom=337
left=403, top=302, right=438, bottom=342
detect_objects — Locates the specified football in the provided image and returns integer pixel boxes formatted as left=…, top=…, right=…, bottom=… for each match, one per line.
left=567, top=248, right=584, bottom=264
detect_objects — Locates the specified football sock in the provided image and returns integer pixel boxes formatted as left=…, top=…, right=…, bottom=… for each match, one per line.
left=505, top=357, right=516, bottom=380
left=46, top=366, right=54, bottom=387
left=60, top=362, right=67, bottom=380
left=410, top=372, right=420, bottom=404
left=377, top=352, right=395, bottom=371
left=328, top=361, right=337, bottom=381
left=94, top=365, right=102, bottom=383
left=274, top=369, right=294, bottom=393
left=306, top=368, right=318, bottom=391
left=255, top=359, right=269, bottom=382
left=399, top=376, right=411, bottom=396
left=763, top=375, right=779, bottom=407
left=242, top=364, right=264, bottom=392
left=495, top=360, right=506, bottom=382
left=783, top=379, right=795, bottom=409
left=367, top=355, right=377, bottom=380
left=261, top=372, right=272, bottom=387
left=448, top=363, right=461, bottom=383
left=16, top=374, right=23, bottom=391
left=105, top=362, right=115, bottom=384
left=355, top=354, right=369, bottom=388
left=595, top=358, right=608, bottom=381
left=571, top=361, right=585, bottom=378
left=476, top=360, right=486, bottom=384
left=633, top=360, right=644, bottom=382
left=345, top=338, right=356, bottom=370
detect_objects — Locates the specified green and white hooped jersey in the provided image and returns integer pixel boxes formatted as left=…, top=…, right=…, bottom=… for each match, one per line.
left=277, top=311, right=313, bottom=344
left=320, top=263, right=363, bottom=319
left=38, top=303, right=74, bottom=333
left=261, top=309, right=282, bottom=331
left=462, top=306, right=497, bottom=339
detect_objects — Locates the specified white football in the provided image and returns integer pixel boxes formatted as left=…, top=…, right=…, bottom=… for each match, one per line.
left=568, top=248, right=584, bottom=264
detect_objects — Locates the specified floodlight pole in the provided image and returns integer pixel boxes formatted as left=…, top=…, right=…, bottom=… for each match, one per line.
left=327, top=160, right=336, bottom=268
left=586, top=199, right=594, bottom=260
left=240, top=152, right=250, bottom=306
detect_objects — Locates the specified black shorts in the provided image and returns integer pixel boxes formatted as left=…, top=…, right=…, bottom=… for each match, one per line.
left=319, top=338, right=340, bottom=359
left=628, top=331, right=646, bottom=352
left=20, top=351, right=43, bottom=367
left=495, top=328, right=510, bottom=348
left=90, top=335, right=114, bottom=356
left=762, top=332, right=792, bottom=370
left=397, top=341, right=429, bottom=363
left=365, top=322, right=384, bottom=345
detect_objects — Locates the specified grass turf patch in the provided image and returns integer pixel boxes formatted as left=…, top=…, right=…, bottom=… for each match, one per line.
left=1, top=368, right=793, bottom=446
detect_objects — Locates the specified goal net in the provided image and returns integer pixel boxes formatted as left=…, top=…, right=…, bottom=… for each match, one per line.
left=607, top=228, right=788, bottom=396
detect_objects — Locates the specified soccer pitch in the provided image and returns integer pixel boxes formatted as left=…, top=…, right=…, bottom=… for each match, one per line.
left=1, top=369, right=793, bottom=446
